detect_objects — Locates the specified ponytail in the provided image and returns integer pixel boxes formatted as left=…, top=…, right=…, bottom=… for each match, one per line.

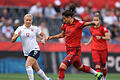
left=69, top=5, right=75, bottom=13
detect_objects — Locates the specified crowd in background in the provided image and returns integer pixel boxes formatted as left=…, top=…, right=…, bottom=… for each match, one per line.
left=0, top=0, right=120, bottom=44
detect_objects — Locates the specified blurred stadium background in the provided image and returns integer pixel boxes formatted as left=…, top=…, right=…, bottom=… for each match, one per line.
left=0, top=0, right=120, bottom=80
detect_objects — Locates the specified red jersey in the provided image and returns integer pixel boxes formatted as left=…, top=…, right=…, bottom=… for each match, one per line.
left=90, top=25, right=108, bottom=50
left=61, top=19, right=85, bottom=48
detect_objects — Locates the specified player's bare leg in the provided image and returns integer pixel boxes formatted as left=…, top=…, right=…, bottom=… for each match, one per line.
left=32, top=60, right=52, bottom=80
left=58, top=63, right=67, bottom=80
left=32, top=60, right=40, bottom=72
left=26, top=56, right=36, bottom=80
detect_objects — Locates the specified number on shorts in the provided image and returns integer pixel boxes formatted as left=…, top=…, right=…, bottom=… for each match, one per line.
left=33, top=50, right=38, bottom=56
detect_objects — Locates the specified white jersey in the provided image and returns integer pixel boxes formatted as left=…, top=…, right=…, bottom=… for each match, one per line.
left=14, top=25, right=41, bottom=56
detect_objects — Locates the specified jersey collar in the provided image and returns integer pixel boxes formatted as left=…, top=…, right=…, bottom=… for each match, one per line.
left=23, top=24, right=33, bottom=29
left=68, top=18, right=77, bottom=25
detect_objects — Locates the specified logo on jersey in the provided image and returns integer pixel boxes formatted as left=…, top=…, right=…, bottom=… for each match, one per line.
left=31, top=29, right=34, bottom=32
left=104, top=27, right=107, bottom=31
left=33, top=50, right=38, bottom=56
left=26, top=33, right=30, bottom=37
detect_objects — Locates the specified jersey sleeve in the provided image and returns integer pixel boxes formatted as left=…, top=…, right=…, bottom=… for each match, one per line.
left=11, top=27, right=14, bottom=33
left=102, top=26, right=108, bottom=33
left=61, top=24, right=66, bottom=31
left=36, top=27, right=41, bottom=35
left=89, top=27, right=92, bottom=35
left=78, top=20, right=86, bottom=29
left=1, top=26, right=5, bottom=33
left=14, top=27, right=21, bottom=35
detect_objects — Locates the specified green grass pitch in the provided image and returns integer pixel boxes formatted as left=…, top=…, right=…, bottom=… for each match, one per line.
left=0, top=73, right=119, bottom=80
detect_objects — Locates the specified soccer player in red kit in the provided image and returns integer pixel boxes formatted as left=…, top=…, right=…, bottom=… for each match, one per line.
left=47, top=6, right=103, bottom=80
left=84, top=12, right=111, bottom=80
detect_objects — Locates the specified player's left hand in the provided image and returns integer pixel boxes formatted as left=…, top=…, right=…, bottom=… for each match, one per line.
left=96, top=35, right=102, bottom=39
left=41, top=39, right=45, bottom=45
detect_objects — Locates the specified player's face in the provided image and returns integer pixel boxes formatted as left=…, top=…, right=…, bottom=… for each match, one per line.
left=93, top=17, right=100, bottom=27
left=93, top=17, right=100, bottom=22
left=24, top=16, right=32, bottom=27
left=62, top=16, right=71, bottom=24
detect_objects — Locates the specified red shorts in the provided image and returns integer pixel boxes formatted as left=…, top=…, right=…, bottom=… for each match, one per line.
left=63, top=47, right=82, bottom=68
left=92, top=49, right=108, bottom=65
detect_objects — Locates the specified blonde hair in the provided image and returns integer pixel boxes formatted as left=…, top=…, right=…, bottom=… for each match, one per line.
left=24, top=14, right=33, bottom=19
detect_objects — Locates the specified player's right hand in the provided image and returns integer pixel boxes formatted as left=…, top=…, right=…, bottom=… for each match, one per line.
left=47, top=36, right=53, bottom=40
left=41, top=39, right=45, bottom=45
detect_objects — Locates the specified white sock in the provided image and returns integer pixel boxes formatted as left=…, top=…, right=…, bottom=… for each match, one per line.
left=89, top=68, right=97, bottom=75
left=37, top=69, right=48, bottom=80
left=103, top=76, right=106, bottom=80
left=26, top=66, right=34, bottom=80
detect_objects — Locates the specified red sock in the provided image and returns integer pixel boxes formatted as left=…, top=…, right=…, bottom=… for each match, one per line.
left=95, top=64, right=101, bottom=72
left=81, top=65, right=90, bottom=72
left=95, top=67, right=100, bottom=72
left=58, top=67, right=66, bottom=80
left=102, top=68, right=107, bottom=77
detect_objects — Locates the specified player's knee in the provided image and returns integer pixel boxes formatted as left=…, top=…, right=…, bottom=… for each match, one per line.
left=25, top=64, right=29, bottom=67
left=95, top=64, right=101, bottom=72
left=25, top=62, right=32, bottom=67
left=59, top=63, right=67, bottom=70
left=77, top=64, right=83, bottom=71
left=95, top=64, right=100, bottom=68
left=25, top=60, right=34, bottom=67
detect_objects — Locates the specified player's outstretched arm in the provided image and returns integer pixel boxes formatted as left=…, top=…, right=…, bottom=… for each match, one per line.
left=84, top=37, right=93, bottom=46
left=11, top=31, right=21, bottom=43
left=47, top=31, right=65, bottom=40
left=83, top=21, right=99, bottom=27
left=40, top=32, right=46, bottom=45
left=96, top=32, right=111, bottom=40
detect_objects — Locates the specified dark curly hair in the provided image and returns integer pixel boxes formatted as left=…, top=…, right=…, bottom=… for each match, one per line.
left=62, top=5, right=75, bottom=17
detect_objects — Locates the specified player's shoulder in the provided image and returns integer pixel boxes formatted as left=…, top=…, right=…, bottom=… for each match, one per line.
left=100, top=24, right=107, bottom=29
left=17, top=26, right=23, bottom=30
left=74, top=18, right=83, bottom=23
left=100, top=25, right=108, bottom=32
left=99, top=24, right=106, bottom=27
left=31, top=25, right=38, bottom=29
left=33, top=25, right=38, bottom=28
left=31, top=25, right=41, bottom=32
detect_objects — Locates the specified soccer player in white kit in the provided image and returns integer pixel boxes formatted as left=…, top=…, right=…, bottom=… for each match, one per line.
left=11, top=14, right=52, bottom=80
